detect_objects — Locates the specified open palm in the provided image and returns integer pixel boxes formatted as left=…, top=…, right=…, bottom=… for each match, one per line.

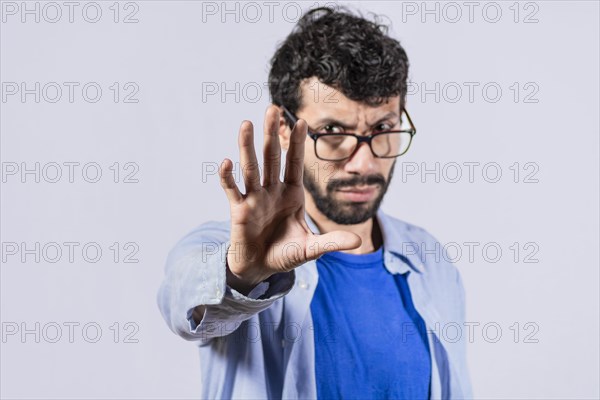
left=219, top=106, right=361, bottom=294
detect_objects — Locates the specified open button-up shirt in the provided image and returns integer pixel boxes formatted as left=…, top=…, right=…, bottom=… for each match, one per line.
left=157, top=208, right=473, bottom=399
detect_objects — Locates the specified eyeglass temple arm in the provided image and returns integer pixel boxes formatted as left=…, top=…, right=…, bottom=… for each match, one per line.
left=403, top=107, right=417, bottom=135
left=280, top=105, right=298, bottom=127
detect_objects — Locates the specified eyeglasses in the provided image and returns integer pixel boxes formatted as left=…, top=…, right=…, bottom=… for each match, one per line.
left=281, top=105, right=417, bottom=161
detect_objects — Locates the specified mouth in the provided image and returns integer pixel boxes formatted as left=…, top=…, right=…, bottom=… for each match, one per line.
left=335, top=185, right=379, bottom=202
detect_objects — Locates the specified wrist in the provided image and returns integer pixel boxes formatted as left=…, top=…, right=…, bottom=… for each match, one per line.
left=226, top=255, right=270, bottom=296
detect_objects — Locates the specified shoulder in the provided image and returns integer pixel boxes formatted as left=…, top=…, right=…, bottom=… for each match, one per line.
left=379, top=210, right=462, bottom=281
left=378, top=210, right=444, bottom=255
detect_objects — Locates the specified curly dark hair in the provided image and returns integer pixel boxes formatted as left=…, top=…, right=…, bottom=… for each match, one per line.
left=268, top=6, right=410, bottom=122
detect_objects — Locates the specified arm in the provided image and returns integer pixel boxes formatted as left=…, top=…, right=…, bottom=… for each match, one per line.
left=158, top=105, right=360, bottom=343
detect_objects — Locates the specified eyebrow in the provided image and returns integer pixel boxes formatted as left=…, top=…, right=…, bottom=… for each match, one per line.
left=313, top=111, right=400, bottom=130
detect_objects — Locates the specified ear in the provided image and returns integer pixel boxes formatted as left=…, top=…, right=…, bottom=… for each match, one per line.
left=276, top=105, right=292, bottom=151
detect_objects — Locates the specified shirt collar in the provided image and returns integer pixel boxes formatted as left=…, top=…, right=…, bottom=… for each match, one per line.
left=304, top=208, right=425, bottom=274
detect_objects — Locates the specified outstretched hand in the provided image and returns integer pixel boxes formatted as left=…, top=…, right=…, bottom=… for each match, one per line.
left=219, top=105, right=361, bottom=294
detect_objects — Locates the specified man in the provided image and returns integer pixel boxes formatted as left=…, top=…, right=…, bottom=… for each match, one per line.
left=158, top=7, right=472, bottom=399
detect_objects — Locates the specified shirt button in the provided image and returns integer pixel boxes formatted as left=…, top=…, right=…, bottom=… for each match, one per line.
left=298, top=281, right=309, bottom=289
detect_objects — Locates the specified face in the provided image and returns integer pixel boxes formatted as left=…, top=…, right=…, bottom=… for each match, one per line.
left=283, top=77, right=400, bottom=225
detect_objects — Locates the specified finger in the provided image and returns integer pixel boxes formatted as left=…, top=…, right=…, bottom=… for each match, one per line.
left=219, top=158, right=243, bottom=204
left=284, top=119, right=307, bottom=185
left=239, top=120, right=261, bottom=192
left=306, top=231, right=362, bottom=260
left=262, top=105, right=282, bottom=186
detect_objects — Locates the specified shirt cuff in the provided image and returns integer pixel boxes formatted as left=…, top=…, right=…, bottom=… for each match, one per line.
left=246, top=280, right=270, bottom=299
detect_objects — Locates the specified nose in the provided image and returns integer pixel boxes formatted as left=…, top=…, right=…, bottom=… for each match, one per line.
left=343, top=142, right=377, bottom=175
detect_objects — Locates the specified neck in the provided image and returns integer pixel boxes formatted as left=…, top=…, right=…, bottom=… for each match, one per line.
left=305, top=191, right=382, bottom=254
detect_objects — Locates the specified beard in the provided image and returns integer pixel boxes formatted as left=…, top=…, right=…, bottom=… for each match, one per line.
left=303, top=160, right=396, bottom=225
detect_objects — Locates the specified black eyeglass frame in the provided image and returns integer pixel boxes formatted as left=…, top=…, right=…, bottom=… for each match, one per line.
left=281, top=105, right=417, bottom=161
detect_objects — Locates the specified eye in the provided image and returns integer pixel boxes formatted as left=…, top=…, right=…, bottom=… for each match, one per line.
left=373, top=121, right=398, bottom=133
left=319, top=124, right=345, bottom=134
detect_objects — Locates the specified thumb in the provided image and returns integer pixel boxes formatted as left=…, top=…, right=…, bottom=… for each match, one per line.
left=306, top=231, right=362, bottom=260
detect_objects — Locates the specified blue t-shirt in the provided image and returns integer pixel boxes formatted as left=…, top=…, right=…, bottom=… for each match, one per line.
left=310, top=247, right=431, bottom=399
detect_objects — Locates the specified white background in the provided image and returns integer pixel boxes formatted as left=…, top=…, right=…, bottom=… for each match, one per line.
left=1, top=1, right=598, bottom=399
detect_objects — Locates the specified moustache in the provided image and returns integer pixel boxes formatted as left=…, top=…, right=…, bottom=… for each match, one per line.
left=326, top=174, right=387, bottom=192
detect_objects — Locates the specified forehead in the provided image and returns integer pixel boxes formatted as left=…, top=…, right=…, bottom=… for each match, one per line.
left=298, top=77, right=400, bottom=120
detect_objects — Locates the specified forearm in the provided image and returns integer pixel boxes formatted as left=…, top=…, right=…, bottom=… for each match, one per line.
left=157, top=226, right=295, bottom=342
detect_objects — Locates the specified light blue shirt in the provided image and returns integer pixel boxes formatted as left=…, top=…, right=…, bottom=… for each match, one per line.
left=157, top=208, right=473, bottom=399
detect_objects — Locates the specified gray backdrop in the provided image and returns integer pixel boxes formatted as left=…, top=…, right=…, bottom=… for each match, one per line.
left=1, top=1, right=599, bottom=399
